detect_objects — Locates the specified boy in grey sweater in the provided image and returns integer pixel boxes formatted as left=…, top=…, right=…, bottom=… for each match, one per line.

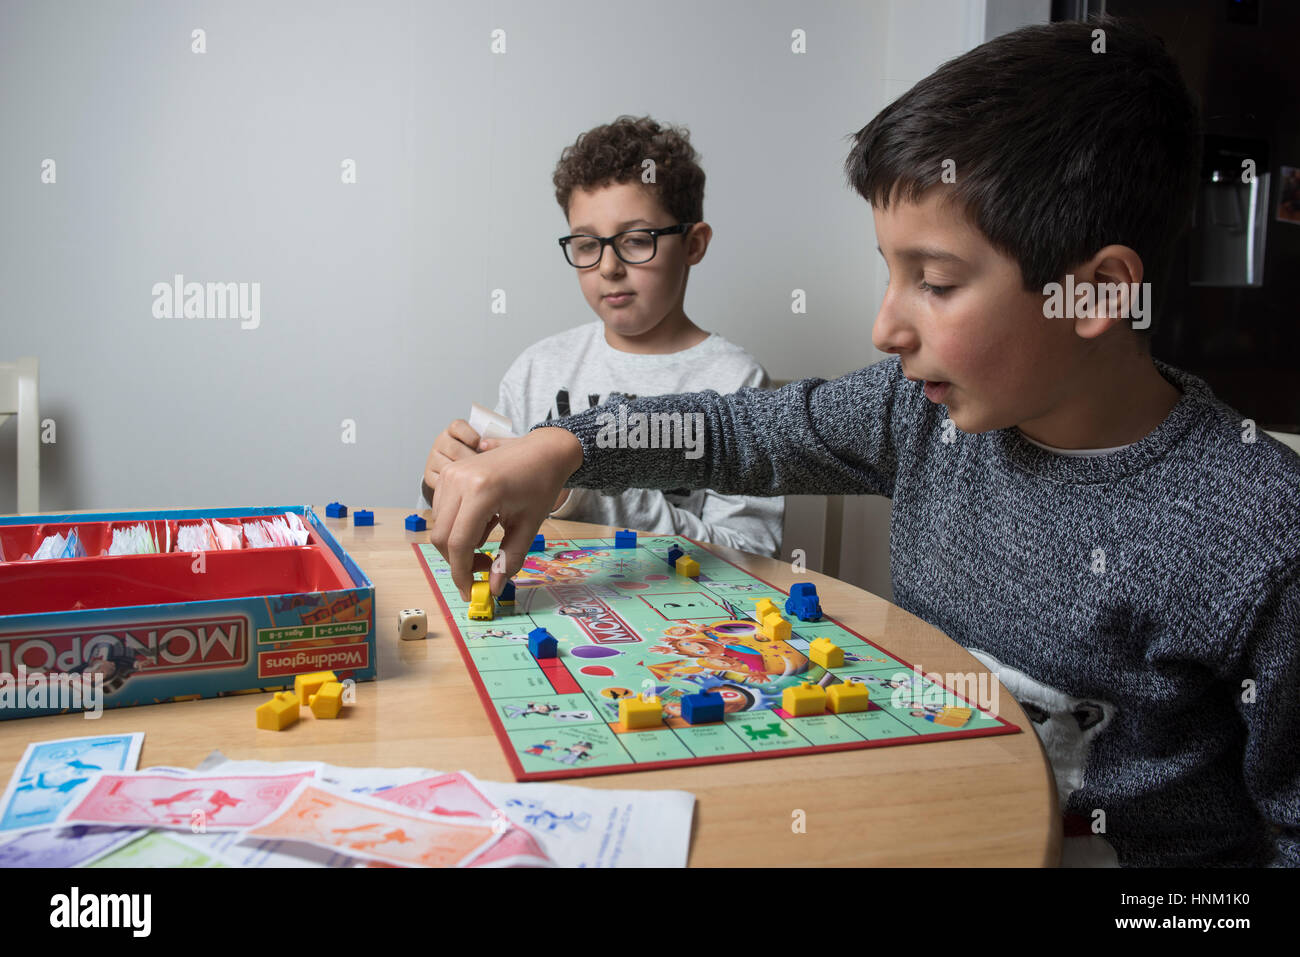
left=428, top=17, right=1300, bottom=867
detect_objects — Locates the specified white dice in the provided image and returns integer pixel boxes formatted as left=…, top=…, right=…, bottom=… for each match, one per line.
left=398, top=608, right=428, bottom=641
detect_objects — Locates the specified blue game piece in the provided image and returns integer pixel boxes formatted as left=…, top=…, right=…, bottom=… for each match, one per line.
left=615, top=529, right=636, bottom=549
left=681, top=690, right=724, bottom=725
left=404, top=513, right=426, bottom=532
left=499, top=580, right=516, bottom=604
left=667, top=545, right=684, bottom=565
left=785, top=581, right=823, bottom=621
left=528, top=627, right=557, bottom=659
left=529, top=534, right=545, bottom=552
left=325, top=502, right=347, bottom=518
left=353, top=509, right=374, bottom=527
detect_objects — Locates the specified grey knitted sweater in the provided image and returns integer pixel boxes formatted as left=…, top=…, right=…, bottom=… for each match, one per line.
left=536, top=354, right=1300, bottom=867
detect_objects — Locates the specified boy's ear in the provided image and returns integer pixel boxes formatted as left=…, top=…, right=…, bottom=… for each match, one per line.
left=685, top=222, right=713, bottom=265
left=1072, top=244, right=1143, bottom=340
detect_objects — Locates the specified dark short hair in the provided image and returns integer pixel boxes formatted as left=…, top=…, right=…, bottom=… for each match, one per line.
left=845, top=14, right=1202, bottom=338
left=553, top=115, right=704, bottom=224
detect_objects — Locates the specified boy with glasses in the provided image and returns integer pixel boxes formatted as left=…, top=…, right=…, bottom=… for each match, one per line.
left=423, top=115, right=783, bottom=559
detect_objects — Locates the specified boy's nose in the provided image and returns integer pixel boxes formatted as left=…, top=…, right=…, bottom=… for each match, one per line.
left=871, top=288, right=916, bottom=354
left=598, top=244, right=625, bottom=276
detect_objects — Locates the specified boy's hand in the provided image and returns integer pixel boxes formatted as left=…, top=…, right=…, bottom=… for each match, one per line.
left=480, top=436, right=571, bottom=512
left=423, top=420, right=482, bottom=500
left=430, top=427, right=584, bottom=600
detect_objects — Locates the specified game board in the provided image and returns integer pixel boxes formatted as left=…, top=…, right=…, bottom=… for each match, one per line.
left=415, top=536, right=1019, bottom=781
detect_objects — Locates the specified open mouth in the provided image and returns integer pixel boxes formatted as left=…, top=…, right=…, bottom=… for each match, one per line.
left=923, top=380, right=950, bottom=402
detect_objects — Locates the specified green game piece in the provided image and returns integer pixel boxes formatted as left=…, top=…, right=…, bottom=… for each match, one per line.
left=742, top=722, right=788, bottom=741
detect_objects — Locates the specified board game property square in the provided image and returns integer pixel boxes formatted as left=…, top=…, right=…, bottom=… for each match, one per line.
left=415, top=536, right=1019, bottom=781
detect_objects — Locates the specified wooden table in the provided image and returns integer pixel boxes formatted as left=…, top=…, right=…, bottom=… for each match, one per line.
left=0, top=507, right=1060, bottom=866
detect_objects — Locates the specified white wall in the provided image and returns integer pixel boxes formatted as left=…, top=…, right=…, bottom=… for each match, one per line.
left=986, top=0, right=1053, bottom=41
left=0, top=0, right=1046, bottom=600
left=0, top=0, right=886, bottom=513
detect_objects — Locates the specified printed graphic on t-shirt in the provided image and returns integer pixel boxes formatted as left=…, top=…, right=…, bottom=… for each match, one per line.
left=543, top=387, right=637, bottom=423
left=969, top=647, right=1120, bottom=864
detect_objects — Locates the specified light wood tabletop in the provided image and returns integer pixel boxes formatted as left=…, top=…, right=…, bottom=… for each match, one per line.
left=0, top=506, right=1061, bottom=866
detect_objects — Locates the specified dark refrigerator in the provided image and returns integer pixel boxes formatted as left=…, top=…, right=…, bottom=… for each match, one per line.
left=1065, top=0, right=1300, bottom=434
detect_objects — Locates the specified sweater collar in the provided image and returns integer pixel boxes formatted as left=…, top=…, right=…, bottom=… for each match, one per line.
left=992, top=360, right=1213, bottom=484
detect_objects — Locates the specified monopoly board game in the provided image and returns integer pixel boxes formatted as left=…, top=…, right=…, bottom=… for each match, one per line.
left=415, top=535, right=1018, bottom=781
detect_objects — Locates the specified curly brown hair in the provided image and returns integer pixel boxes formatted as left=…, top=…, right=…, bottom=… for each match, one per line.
left=553, top=115, right=704, bottom=224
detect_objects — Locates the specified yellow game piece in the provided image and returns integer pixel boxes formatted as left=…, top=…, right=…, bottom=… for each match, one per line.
left=809, top=636, right=844, bottom=669
left=255, top=691, right=301, bottom=731
left=760, top=610, right=791, bottom=641
left=308, top=681, right=344, bottom=719
left=476, top=550, right=495, bottom=583
left=293, top=670, right=337, bottom=705
left=827, top=681, right=870, bottom=714
left=618, top=693, right=663, bottom=731
left=933, top=706, right=972, bottom=727
left=468, top=580, right=494, bottom=620
left=674, top=555, right=700, bottom=578
left=754, top=598, right=779, bottom=620
left=782, top=681, right=827, bottom=716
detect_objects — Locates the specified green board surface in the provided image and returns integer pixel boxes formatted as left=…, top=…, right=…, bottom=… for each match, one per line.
left=417, top=536, right=1017, bottom=780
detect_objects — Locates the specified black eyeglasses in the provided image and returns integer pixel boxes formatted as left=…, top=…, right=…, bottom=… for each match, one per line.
left=558, top=223, right=694, bottom=268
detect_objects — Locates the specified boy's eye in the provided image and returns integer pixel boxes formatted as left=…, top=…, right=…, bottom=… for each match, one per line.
left=919, top=281, right=953, bottom=296
left=620, top=236, right=651, bottom=248
left=573, top=239, right=599, bottom=254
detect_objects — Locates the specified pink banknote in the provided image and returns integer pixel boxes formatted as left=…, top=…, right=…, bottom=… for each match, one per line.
left=372, top=772, right=498, bottom=819
left=372, top=772, right=551, bottom=866
left=58, top=771, right=316, bottom=831
left=244, top=782, right=500, bottom=867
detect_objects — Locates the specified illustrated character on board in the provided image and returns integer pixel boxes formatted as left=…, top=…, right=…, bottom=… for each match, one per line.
left=855, top=673, right=914, bottom=696
left=598, top=684, right=667, bottom=720
left=468, top=628, right=526, bottom=643
left=659, top=680, right=771, bottom=721
left=514, top=548, right=604, bottom=587
left=555, top=603, right=603, bottom=622
left=968, top=647, right=1119, bottom=866
left=648, top=620, right=809, bottom=687
left=506, top=701, right=596, bottom=723
left=553, top=741, right=594, bottom=766
left=503, top=702, right=560, bottom=719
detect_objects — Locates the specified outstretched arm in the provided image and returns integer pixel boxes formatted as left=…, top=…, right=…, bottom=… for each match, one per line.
left=430, top=358, right=906, bottom=598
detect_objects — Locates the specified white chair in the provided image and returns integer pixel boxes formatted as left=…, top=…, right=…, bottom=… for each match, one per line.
left=1265, top=430, right=1300, bottom=457
left=0, top=357, right=39, bottom=514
